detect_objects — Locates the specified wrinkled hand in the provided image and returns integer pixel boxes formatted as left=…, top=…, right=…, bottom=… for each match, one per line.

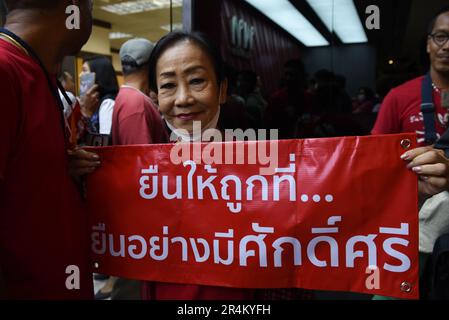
left=79, top=84, right=100, bottom=118
left=68, top=148, right=101, bottom=178
left=401, top=146, right=449, bottom=199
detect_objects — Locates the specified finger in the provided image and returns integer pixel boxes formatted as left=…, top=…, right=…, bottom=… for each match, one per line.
left=412, top=163, right=447, bottom=176
left=406, top=149, right=446, bottom=168
left=71, top=167, right=98, bottom=177
left=419, top=176, right=448, bottom=190
left=70, top=159, right=101, bottom=169
left=400, top=146, right=433, bottom=161
left=87, top=84, right=99, bottom=94
left=70, top=149, right=100, bottom=161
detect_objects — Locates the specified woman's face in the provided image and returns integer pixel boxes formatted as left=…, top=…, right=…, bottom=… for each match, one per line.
left=156, top=41, right=227, bottom=133
left=80, top=62, right=91, bottom=77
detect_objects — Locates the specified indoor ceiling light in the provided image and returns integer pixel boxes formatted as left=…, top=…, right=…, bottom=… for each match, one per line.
left=160, top=23, right=183, bottom=32
left=306, top=0, right=368, bottom=44
left=244, top=0, right=329, bottom=47
left=109, top=32, right=133, bottom=40
left=101, top=0, right=182, bottom=15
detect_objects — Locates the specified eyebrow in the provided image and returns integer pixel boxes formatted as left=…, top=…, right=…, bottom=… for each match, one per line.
left=432, top=29, right=449, bottom=34
left=159, top=65, right=207, bottom=78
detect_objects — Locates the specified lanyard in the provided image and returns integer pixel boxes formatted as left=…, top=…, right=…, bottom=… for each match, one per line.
left=421, top=72, right=449, bottom=156
left=421, top=73, right=438, bottom=144
left=0, top=28, right=71, bottom=147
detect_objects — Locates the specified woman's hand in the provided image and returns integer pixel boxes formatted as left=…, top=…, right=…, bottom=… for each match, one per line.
left=68, top=148, right=101, bottom=178
left=401, top=146, right=449, bottom=200
left=79, top=84, right=100, bottom=118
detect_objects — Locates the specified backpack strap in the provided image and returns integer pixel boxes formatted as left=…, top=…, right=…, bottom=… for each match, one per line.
left=421, top=73, right=438, bottom=144
left=430, top=233, right=449, bottom=299
left=434, top=129, right=449, bottom=158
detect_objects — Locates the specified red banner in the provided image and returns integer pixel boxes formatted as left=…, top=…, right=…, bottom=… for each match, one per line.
left=86, top=134, right=419, bottom=299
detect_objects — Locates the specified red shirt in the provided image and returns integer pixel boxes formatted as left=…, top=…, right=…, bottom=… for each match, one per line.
left=0, top=39, right=93, bottom=299
left=112, top=86, right=168, bottom=145
left=372, top=76, right=449, bottom=146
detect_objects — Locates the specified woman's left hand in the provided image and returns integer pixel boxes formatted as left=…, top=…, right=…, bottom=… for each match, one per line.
left=401, top=146, right=449, bottom=200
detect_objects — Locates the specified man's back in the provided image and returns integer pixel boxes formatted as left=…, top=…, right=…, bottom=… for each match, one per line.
left=112, top=86, right=168, bottom=145
left=0, top=39, right=93, bottom=299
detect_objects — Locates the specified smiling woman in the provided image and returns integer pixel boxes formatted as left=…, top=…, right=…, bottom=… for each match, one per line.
left=148, top=32, right=228, bottom=142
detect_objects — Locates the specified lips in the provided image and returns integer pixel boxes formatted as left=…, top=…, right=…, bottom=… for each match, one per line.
left=175, top=111, right=202, bottom=121
left=437, top=54, right=449, bottom=61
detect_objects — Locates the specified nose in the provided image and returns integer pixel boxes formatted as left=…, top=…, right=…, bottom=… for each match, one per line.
left=174, top=83, right=194, bottom=108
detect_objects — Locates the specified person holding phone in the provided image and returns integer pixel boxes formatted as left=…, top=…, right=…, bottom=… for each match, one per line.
left=81, top=56, right=119, bottom=141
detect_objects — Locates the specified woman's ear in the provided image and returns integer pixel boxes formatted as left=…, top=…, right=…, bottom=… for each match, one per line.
left=219, top=78, right=228, bottom=105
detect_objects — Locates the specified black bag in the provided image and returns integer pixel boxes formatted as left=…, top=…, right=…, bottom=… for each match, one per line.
left=85, top=133, right=111, bottom=147
left=427, top=233, right=449, bottom=299
left=427, top=129, right=449, bottom=299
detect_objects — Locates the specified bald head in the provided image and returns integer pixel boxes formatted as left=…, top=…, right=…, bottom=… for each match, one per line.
left=3, top=0, right=94, bottom=63
left=4, top=0, right=62, bottom=12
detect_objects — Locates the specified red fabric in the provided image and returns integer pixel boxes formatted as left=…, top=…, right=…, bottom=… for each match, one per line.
left=86, top=135, right=419, bottom=299
left=112, top=86, right=168, bottom=145
left=372, top=76, right=449, bottom=146
left=66, top=100, right=85, bottom=148
left=0, top=39, right=93, bottom=299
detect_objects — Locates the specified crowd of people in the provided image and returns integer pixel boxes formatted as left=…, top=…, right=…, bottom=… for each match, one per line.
left=1, top=0, right=449, bottom=300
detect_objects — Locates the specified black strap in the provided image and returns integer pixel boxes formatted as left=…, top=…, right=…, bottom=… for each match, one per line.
left=0, top=28, right=69, bottom=145
left=434, top=129, right=449, bottom=158
left=421, top=73, right=438, bottom=144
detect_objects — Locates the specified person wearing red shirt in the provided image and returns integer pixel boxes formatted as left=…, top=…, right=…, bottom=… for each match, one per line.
left=112, top=38, right=168, bottom=146
left=0, top=0, right=98, bottom=299
left=95, top=38, right=168, bottom=300
left=371, top=6, right=449, bottom=299
left=372, top=76, right=448, bottom=145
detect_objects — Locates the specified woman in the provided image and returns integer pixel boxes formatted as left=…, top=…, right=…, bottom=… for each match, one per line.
left=144, top=31, right=260, bottom=299
left=81, top=56, right=119, bottom=136
left=70, top=32, right=449, bottom=300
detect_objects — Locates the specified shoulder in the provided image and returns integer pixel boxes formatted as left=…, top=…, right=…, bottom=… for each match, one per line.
left=380, top=76, right=424, bottom=111
left=99, top=99, right=115, bottom=113
left=115, top=87, right=150, bottom=113
left=388, top=76, right=424, bottom=98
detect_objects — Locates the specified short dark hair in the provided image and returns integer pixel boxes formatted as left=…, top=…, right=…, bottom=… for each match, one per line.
left=427, top=5, right=449, bottom=35
left=4, top=0, right=60, bottom=11
left=148, top=31, right=225, bottom=93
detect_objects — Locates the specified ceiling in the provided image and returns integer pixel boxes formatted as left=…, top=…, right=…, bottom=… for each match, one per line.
left=291, top=0, right=449, bottom=72
left=353, top=0, right=448, bottom=67
left=93, top=0, right=183, bottom=50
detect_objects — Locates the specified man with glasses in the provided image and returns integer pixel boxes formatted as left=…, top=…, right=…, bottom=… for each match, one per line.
left=372, top=5, right=449, bottom=299
left=0, top=0, right=96, bottom=299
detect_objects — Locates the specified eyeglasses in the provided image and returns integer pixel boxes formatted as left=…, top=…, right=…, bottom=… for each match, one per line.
left=429, top=32, right=449, bottom=47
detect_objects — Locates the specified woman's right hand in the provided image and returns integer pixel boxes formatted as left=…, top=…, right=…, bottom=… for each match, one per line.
left=79, top=84, right=100, bottom=118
